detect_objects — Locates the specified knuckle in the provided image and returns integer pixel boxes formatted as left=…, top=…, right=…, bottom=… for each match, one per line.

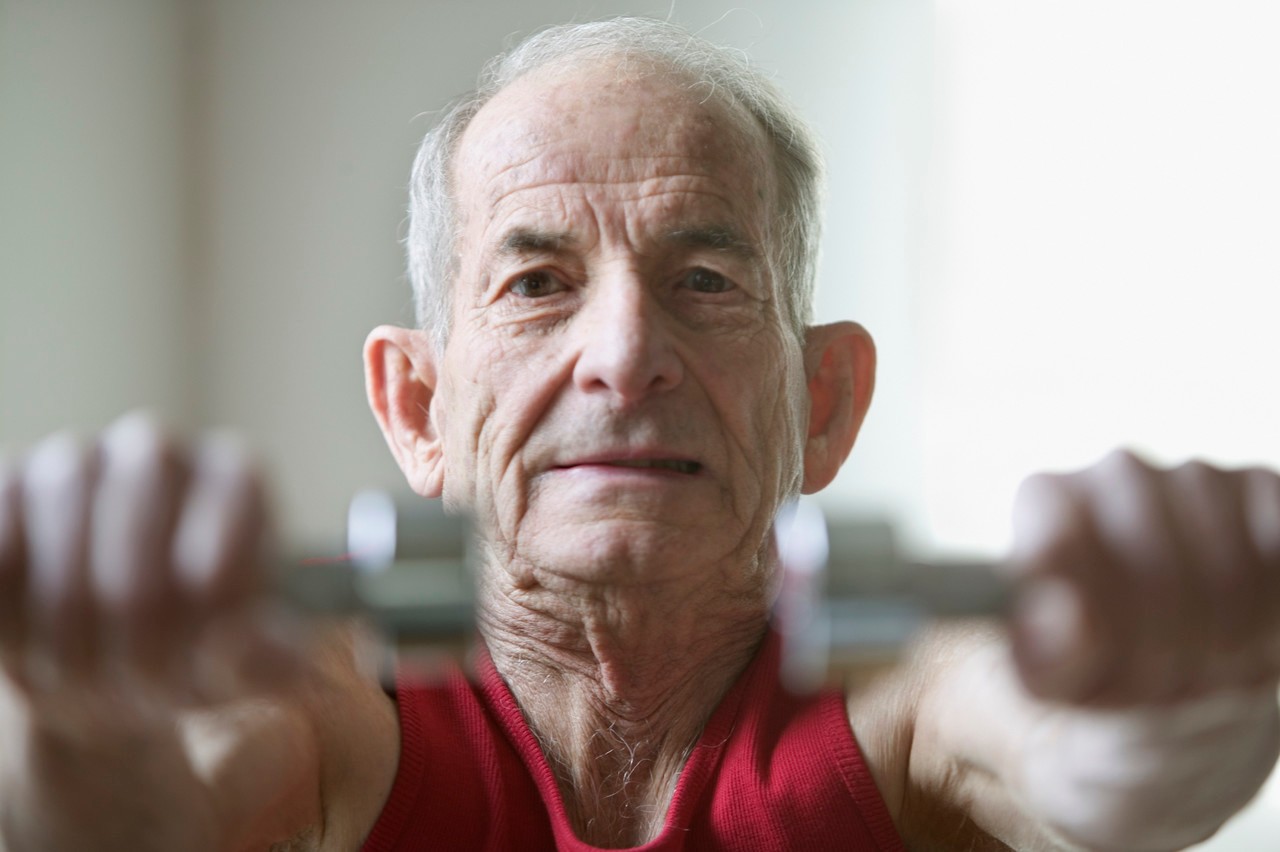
left=1014, top=471, right=1070, bottom=510
left=21, top=435, right=94, bottom=593
left=24, top=431, right=96, bottom=493
left=1011, top=477, right=1095, bottom=577
left=1099, top=446, right=1150, bottom=475
left=1243, top=464, right=1280, bottom=486
left=1171, top=457, right=1226, bottom=490
left=1243, top=466, right=1280, bottom=514
left=1241, top=470, right=1280, bottom=560
left=101, top=414, right=185, bottom=484
left=1071, top=449, right=1156, bottom=504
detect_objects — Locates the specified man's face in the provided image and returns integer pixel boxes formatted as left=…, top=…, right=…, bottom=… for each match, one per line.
left=435, top=61, right=809, bottom=588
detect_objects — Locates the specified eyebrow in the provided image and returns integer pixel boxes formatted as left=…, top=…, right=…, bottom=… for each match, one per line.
left=492, top=224, right=759, bottom=262
left=496, top=228, right=576, bottom=257
left=663, top=225, right=759, bottom=261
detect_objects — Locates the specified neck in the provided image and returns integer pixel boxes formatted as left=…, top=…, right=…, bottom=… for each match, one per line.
left=477, top=556, right=770, bottom=848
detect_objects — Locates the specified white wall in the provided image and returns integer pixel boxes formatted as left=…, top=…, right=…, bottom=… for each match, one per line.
left=0, top=0, right=193, bottom=443
left=923, top=0, right=1280, bottom=561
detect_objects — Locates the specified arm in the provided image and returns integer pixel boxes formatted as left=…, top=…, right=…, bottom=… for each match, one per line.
left=176, top=624, right=400, bottom=852
left=851, top=452, right=1280, bottom=850
left=850, top=623, right=1079, bottom=851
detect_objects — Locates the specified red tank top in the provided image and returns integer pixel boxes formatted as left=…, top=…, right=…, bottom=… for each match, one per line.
left=360, top=632, right=904, bottom=851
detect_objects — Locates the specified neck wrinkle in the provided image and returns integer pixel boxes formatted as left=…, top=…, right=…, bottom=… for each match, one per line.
left=475, top=555, right=771, bottom=847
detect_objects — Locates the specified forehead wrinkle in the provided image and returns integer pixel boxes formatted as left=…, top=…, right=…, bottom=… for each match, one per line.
left=479, top=155, right=748, bottom=209
left=460, top=59, right=780, bottom=205
left=456, top=75, right=781, bottom=293
left=481, top=182, right=752, bottom=256
left=529, top=180, right=748, bottom=223
left=477, top=189, right=599, bottom=266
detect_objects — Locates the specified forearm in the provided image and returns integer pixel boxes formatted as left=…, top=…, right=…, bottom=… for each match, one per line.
left=908, top=628, right=1086, bottom=850
left=847, top=622, right=1058, bottom=850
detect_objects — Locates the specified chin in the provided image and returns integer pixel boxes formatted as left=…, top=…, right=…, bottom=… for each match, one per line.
left=524, top=517, right=728, bottom=585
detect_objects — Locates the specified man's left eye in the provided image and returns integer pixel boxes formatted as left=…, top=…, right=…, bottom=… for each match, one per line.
left=509, top=270, right=565, bottom=298
left=681, top=268, right=734, bottom=294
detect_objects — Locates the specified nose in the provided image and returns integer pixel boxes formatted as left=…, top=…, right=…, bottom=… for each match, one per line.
left=571, top=274, right=684, bottom=401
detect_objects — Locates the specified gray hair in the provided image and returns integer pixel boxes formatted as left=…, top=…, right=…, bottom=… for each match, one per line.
left=406, top=17, right=824, bottom=349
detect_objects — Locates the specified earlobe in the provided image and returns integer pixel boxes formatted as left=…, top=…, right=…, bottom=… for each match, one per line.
left=363, top=325, right=445, bottom=498
left=800, top=322, right=876, bottom=494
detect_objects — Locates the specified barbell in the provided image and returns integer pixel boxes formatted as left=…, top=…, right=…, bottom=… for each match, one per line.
left=279, top=492, right=1010, bottom=689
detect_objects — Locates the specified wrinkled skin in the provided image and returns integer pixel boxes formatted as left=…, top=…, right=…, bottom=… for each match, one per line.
left=366, top=62, right=872, bottom=657
left=439, top=65, right=808, bottom=592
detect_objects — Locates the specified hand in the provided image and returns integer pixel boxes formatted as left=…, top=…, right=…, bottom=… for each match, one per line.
left=0, top=413, right=314, bottom=851
left=1000, top=450, right=1280, bottom=849
left=0, top=413, right=299, bottom=710
left=1009, top=449, right=1280, bottom=704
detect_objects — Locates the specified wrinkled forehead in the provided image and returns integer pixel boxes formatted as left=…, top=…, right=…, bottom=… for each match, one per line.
left=452, top=57, right=777, bottom=222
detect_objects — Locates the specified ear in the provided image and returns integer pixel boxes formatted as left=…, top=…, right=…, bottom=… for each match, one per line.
left=364, top=325, right=444, bottom=497
left=800, top=322, right=876, bottom=494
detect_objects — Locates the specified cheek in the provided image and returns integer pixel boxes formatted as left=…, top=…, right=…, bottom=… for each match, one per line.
left=708, top=338, right=806, bottom=481
left=762, top=357, right=808, bottom=482
left=437, top=341, right=497, bottom=507
left=439, top=332, right=568, bottom=511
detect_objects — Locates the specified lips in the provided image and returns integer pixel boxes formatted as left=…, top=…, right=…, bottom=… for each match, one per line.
left=555, top=455, right=704, bottom=475
left=596, top=459, right=701, bottom=474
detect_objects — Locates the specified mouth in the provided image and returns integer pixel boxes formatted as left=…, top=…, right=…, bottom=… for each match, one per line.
left=557, top=458, right=704, bottom=475
left=595, top=459, right=702, bottom=474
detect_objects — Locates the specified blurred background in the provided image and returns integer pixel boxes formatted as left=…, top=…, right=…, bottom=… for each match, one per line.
left=2, top=1, right=1278, bottom=844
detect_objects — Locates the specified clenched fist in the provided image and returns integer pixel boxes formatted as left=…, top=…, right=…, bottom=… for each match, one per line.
left=1010, top=449, right=1280, bottom=705
left=0, top=413, right=294, bottom=711
left=0, top=414, right=394, bottom=852
left=991, top=451, right=1280, bottom=850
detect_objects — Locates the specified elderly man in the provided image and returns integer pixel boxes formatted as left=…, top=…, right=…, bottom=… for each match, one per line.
left=2, top=17, right=1279, bottom=851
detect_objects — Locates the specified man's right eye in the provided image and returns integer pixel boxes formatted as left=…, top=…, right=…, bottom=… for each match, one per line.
left=509, top=271, right=565, bottom=298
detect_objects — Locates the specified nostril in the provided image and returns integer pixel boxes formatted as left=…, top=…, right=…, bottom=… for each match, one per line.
left=572, top=317, right=683, bottom=399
